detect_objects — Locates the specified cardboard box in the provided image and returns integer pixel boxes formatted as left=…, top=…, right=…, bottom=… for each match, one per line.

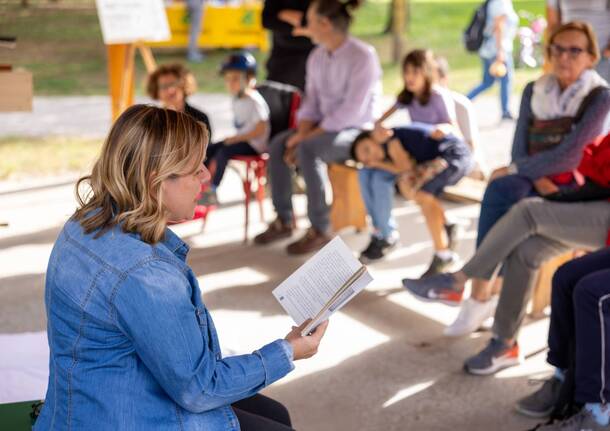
left=0, top=69, right=33, bottom=112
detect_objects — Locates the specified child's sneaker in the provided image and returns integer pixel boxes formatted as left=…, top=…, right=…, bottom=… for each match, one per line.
left=420, top=252, right=458, bottom=278
left=464, top=337, right=521, bottom=375
left=359, top=235, right=398, bottom=263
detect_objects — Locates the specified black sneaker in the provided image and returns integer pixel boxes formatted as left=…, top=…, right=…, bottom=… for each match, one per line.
left=420, top=252, right=458, bottom=278
left=360, top=236, right=397, bottom=262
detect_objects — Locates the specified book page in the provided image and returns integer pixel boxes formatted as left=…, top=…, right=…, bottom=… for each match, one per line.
left=272, top=237, right=372, bottom=327
left=300, top=267, right=373, bottom=336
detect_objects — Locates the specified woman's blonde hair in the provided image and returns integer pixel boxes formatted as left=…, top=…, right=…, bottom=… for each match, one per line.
left=546, top=21, right=601, bottom=65
left=146, top=63, right=198, bottom=100
left=74, top=105, right=208, bottom=244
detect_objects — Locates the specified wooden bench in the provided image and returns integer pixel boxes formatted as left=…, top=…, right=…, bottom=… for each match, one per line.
left=530, top=251, right=578, bottom=316
left=442, top=176, right=487, bottom=203
left=328, top=163, right=367, bottom=232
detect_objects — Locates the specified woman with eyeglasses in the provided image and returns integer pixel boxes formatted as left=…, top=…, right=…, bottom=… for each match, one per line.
left=147, top=63, right=212, bottom=140
left=403, top=21, right=609, bottom=370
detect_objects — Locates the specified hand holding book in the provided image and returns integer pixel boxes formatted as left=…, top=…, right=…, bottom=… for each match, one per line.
left=273, top=237, right=373, bottom=337
left=285, top=319, right=329, bottom=360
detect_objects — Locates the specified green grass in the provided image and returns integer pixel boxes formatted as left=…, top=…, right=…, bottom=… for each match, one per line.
left=0, top=136, right=102, bottom=180
left=353, top=0, right=545, bottom=94
left=1, top=0, right=546, bottom=96
left=0, top=0, right=547, bottom=179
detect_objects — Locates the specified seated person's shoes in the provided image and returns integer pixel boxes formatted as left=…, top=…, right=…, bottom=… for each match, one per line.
left=254, top=218, right=294, bottom=245
left=286, top=228, right=331, bottom=255
left=444, top=296, right=498, bottom=337
left=360, top=235, right=398, bottom=263
left=537, top=408, right=610, bottom=430
left=402, top=273, right=463, bottom=306
left=515, top=376, right=563, bottom=418
left=420, top=252, right=458, bottom=278
left=464, top=337, right=521, bottom=375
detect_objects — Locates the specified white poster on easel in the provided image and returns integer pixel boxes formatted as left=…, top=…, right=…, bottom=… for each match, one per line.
left=96, top=0, right=171, bottom=45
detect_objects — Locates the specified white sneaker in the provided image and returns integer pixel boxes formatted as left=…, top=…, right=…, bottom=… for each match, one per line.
left=444, top=296, right=499, bottom=337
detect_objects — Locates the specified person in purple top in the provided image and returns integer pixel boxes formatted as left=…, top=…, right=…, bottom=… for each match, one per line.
left=376, top=49, right=457, bottom=128
left=375, top=49, right=464, bottom=275
left=254, top=0, right=382, bottom=255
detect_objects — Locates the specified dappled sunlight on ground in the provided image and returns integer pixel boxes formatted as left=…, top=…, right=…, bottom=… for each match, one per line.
left=0, top=165, right=552, bottom=429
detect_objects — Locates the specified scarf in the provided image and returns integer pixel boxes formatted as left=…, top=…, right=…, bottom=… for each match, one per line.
left=531, top=69, right=607, bottom=120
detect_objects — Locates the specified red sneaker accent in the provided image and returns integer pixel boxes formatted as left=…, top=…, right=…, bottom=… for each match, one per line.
left=503, top=343, right=520, bottom=359
left=437, top=289, right=464, bottom=305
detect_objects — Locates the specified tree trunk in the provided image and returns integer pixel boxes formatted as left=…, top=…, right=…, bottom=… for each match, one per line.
left=383, top=0, right=409, bottom=35
left=390, top=0, right=407, bottom=64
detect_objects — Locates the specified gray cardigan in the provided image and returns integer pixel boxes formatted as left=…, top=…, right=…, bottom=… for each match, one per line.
left=511, top=82, right=610, bottom=180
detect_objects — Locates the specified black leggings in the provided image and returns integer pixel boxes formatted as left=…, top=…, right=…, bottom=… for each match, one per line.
left=547, top=247, right=610, bottom=404
left=232, top=394, right=294, bottom=431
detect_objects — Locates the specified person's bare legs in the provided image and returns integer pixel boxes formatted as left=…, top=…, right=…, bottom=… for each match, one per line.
left=414, top=191, right=448, bottom=251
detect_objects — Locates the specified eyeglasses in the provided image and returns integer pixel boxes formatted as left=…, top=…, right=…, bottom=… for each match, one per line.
left=549, top=43, right=587, bottom=59
left=158, top=79, right=182, bottom=91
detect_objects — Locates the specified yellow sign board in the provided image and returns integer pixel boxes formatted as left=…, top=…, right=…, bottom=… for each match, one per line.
left=147, top=2, right=269, bottom=52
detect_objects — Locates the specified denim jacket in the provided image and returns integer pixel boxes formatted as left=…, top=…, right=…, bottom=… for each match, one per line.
left=34, top=218, right=294, bottom=430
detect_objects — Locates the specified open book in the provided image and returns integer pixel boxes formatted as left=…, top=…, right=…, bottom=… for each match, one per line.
left=273, top=237, right=373, bottom=336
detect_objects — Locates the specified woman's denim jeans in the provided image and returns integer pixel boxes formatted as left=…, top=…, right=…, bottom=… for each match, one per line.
left=476, top=174, right=536, bottom=248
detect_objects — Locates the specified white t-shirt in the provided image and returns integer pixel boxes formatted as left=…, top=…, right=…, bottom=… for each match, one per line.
left=479, top=0, right=519, bottom=59
left=232, top=90, right=271, bottom=153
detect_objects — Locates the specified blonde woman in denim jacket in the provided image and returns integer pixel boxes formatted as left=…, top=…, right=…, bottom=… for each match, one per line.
left=34, top=105, right=327, bottom=431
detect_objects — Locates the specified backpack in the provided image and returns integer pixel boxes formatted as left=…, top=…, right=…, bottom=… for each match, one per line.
left=463, top=0, right=491, bottom=53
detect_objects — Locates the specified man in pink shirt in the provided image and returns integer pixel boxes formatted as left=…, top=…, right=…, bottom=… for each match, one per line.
left=254, top=0, right=382, bottom=255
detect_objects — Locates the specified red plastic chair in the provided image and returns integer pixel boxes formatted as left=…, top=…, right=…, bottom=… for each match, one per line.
left=193, top=204, right=215, bottom=231
left=230, top=154, right=269, bottom=243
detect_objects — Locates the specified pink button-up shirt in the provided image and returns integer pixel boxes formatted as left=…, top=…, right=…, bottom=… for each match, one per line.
left=297, top=36, right=382, bottom=132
